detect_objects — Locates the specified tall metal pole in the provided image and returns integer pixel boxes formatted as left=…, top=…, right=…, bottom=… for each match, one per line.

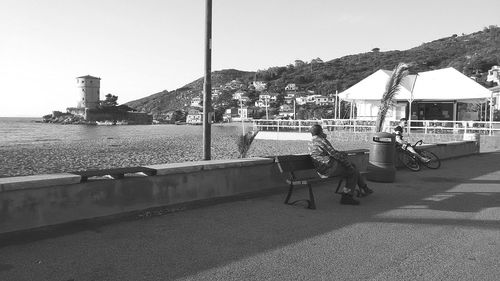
left=265, top=97, right=269, bottom=119
left=202, top=0, right=212, bottom=160
left=240, top=98, right=245, bottom=134
left=408, top=73, right=418, bottom=135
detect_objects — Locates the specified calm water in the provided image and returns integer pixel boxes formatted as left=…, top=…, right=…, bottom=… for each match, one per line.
left=0, top=117, right=243, bottom=147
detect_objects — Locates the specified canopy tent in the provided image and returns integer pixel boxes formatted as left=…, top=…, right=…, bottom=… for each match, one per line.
left=339, top=67, right=492, bottom=102
left=409, top=67, right=492, bottom=102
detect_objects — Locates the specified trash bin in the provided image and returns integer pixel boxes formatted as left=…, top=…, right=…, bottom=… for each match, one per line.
left=367, top=132, right=396, bottom=182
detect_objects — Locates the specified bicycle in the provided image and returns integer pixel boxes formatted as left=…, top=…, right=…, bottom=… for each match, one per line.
left=397, top=140, right=441, bottom=171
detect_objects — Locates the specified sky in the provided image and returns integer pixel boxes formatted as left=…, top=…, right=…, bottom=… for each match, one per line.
left=1, top=0, right=499, bottom=117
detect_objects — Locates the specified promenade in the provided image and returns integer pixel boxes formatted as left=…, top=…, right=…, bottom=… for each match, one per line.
left=1, top=152, right=499, bottom=281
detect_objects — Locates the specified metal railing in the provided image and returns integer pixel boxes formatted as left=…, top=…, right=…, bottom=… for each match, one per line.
left=252, top=119, right=500, bottom=135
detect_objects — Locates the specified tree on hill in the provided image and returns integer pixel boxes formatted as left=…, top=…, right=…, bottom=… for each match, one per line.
left=101, top=94, right=118, bottom=107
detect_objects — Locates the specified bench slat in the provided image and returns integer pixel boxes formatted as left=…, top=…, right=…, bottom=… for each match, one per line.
left=275, top=154, right=315, bottom=173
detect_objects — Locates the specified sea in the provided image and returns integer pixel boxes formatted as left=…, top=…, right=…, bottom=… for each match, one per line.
left=0, top=117, right=243, bottom=147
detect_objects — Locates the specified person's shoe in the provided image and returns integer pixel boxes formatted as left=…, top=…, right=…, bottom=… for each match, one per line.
left=358, top=186, right=374, bottom=197
left=340, top=193, right=360, bottom=205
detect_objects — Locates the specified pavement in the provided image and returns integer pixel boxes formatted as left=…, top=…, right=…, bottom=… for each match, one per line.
left=1, top=152, right=500, bottom=281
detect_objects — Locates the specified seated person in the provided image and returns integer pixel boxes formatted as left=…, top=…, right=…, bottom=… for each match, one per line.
left=308, top=124, right=373, bottom=205
left=394, top=118, right=430, bottom=162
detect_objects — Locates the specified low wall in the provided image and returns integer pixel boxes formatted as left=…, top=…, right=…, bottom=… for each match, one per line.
left=0, top=158, right=286, bottom=235
left=0, top=143, right=473, bottom=236
left=394, top=140, right=478, bottom=168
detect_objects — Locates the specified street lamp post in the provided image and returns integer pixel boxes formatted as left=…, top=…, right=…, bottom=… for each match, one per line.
left=265, top=97, right=269, bottom=120
left=202, top=0, right=212, bottom=160
left=240, top=98, right=245, bottom=134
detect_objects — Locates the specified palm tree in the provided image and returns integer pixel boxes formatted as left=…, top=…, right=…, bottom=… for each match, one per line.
left=236, top=130, right=259, bottom=158
left=375, top=63, right=409, bottom=132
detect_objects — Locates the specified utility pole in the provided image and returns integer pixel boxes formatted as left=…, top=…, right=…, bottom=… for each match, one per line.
left=202, top=0, right=212, bottom=160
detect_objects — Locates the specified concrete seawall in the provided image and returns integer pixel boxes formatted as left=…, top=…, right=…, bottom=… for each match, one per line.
left=0, top=142, right=477, bottom=236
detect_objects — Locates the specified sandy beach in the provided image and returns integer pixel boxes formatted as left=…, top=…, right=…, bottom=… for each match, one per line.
left=0, top=132, right=368, bottom=178
left=2, top=119, right=497, bottom=178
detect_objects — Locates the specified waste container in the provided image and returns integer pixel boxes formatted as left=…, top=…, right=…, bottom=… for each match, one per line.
left=367, top=132, right=396, bottom=182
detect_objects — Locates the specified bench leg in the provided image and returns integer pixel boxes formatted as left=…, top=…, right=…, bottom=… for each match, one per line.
left=307, top=183, right=316, bottom=210
left=284, top=183, right=294, bottom=205
left=284, top=183, right=316, bottom=210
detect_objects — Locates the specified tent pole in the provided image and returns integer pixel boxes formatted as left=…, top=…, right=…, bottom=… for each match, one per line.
left=490, top=93, right=494, bottom=136
left=408, top=73, right=418, bottom=135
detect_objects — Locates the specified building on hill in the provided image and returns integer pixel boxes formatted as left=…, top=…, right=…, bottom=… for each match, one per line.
left=190, top=96, right=202, bottom=107
left=252, top=81, right=267, bottom=91
left=186, top=108, right=203, bottom=125
left=490, top=85, right=500, bottom=111
left=285, top=83, right=298, bottom=91
left=487, top=65, right=500, bottom=85
left=339, top=67, right=493, bottom=122
left=315, top=96, right=335, bottom=106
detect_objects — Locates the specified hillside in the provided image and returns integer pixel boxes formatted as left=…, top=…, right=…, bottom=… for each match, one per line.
left=126, top=25, right=500, bottom=116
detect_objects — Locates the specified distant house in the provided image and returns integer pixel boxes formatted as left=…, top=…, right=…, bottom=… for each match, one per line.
left=285, top=83, right=298, bottom=91
left=490, top=85, right=500, bottom=110
left=211, top=88, right=221, bottom=99
left=232, top=90, right=247, bottom=100
left=186, top=109, right=203, bottom=125
left=252, top=81, right=267, bottom=91
left=190, top=97, right=202, bottom=107
left=315, top=96, right=335, bottom=106
left=487, top=65, right=500, bottom=85
left=254, top=92, right=278, bottom=107
left=295, top=96, right=307, bottom=105
left=305, top=94, right=322, bottom=104
left=279, top=104, right=294, bottom=118
left=224, top=80, right=244, bottom=90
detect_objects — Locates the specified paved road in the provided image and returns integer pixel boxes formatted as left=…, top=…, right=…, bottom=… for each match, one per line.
left=1, top=153, right=500, bottom=281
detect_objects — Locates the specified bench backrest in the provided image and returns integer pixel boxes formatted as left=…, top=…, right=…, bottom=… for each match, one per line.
left=275, top=154, right=315, bottom=173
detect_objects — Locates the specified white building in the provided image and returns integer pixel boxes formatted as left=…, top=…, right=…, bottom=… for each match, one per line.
left=232, top=90, right=246, bottom=100
left=190, top=97, right=202, bottom=107
left=285, top=83, right=298, bottom=91
left=487, top=65, right=500, bottom=85
left=252, top=81, right=267, bottom=91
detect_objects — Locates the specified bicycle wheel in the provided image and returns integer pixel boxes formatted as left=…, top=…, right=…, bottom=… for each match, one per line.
left=419, top=150, right=441, bottom=169
left=398, top=150, right=421, bottom=171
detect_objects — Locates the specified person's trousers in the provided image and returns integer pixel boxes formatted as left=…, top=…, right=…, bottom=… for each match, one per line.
left=331, top=164, right=367, bottom=195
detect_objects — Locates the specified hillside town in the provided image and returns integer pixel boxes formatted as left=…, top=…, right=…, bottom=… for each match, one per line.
left=166, top=64, right=500, bottom=125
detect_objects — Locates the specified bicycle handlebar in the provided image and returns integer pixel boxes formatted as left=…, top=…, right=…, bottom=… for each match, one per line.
left=413, top=140, right=423, bottom=147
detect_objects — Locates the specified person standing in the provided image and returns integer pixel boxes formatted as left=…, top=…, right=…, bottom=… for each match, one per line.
left=309, top=124, right=373, bottom=205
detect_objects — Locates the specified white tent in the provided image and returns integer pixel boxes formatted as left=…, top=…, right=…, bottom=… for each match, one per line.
left=339, top=67, right=492, bottom=102
left=409, top=67, right=492, bottom=102
left=338, top=67, right=493, bottom=122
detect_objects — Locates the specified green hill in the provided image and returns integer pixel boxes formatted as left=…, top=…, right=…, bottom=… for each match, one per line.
left=126, top=25, right=500, bottom=116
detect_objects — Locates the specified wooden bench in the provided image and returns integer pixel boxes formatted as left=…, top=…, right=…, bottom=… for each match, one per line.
left=71, top=166, right=157, bottom=182
left=275, top=154, right=368, bottom=209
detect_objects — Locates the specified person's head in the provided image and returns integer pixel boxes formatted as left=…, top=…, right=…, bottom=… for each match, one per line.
left=310, top=124, right=326, bottom=138
left=399, top=118, right=407, bottom=126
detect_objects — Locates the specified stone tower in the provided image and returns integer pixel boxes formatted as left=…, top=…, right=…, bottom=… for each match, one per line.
left=76, top=75, right=101, bottom=109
